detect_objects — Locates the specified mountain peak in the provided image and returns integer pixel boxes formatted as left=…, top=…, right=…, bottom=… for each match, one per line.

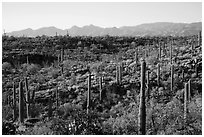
left=7, top=22, right=202, bottom=37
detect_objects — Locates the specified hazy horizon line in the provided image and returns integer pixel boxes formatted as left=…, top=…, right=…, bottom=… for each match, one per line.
left=5, top=21, right=202, bottom=33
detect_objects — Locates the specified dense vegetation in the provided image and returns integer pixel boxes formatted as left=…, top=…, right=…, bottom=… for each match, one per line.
left=2, top=33, right=202, bottom=135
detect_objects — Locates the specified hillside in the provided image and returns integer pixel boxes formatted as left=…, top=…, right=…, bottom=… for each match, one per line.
left=7, top=22, right=202, bottom=37
left=2, top=34, right=202, bottom=135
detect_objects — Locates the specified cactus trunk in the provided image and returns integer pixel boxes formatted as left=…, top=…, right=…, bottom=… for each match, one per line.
left=99, top=76, right=103, bottom=101
left=19, top=81, right=24, bottom=123
left=146, top=70, right=150, bottom=100
left=87, top=73, right=91, bottom=114
left=159, top=43, right=161, bottom=60
left=118, top=63, right=122, bottom=84
left=170, top=42, right=172, bottom=64
left=138, top=60, right=146, bottom=135
left=188, top=79, right=191, bottom=101
left=25, top=77, right=30, bottom=118
left=184, top=83, right=188, bottom=125
left=48, top=92, right=53, bottom=119
left=12, top=82, right=17, bottom=121
left=171, top=65, right=174, bottom=92
left=198, top=31, right=202, bottom=46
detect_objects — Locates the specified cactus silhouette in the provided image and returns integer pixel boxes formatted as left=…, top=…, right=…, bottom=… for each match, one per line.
left=138, top=59, right=146, bottom=135
left=198, top=31, right=202, bottom=46
left=48, top=91, right=53, bottom=119
left=146, top=70, right=150, bottom=100
left=188, top=79, right=191, bottom=101
left=24, top=77, right=35, bottom=118
left=170, top=42, right=173, bottom=64
left=19, top=80, right=24, bottom=123
left=195, top=63, right=198, bottom=77
left=99, top=76, right=103, bottom=101
left=184, top=83, right=188, bottom=125
left=159, top=42, right=161, bottom=60
left=9, top=82, right=17, bottom=121
left=118, top=63, right=122, bottom=84
left=87, top=73, right=91, bottom=114
left=171, top=65, right=174, bottom=92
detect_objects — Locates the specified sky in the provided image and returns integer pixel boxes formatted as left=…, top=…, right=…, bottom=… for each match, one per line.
left=2, top=2, right=202, bottom=32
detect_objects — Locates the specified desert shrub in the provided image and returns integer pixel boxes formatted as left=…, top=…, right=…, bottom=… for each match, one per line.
left=2, top=105, right=13, bottom=121
left=146, top=54, right=159, bottom=65
left=24, top=120, right=53, bottom=135
left=27, top=64, right=40, bottom=75
left=102, top=102, right=138, bottom=135
left=52, top=110, right=103, bottom=135
left=48, top=68, right=59, bottom=79
left=30, top=103, right=44, bottom=118
left=2, top=120, right=16, bottom=135
left=69, top=73, right=77, bottom=86
left=2, top=62, right=12, bottom=73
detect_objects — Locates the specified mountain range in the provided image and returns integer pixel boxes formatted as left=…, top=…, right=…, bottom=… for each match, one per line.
left=7, top=22, right=202, bottom=37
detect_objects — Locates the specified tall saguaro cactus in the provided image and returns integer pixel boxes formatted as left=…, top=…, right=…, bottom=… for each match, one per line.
left=48, top=91, right=53, bottom=119
left=99, top=76, right=103, bottom=101
left=138, top=60, right=146, bottom=135
left=159, top=42, right=161, bottom=61
left=188, top=79, right=191, bottom=101
left=24, top=77, right=35, bottom=118
left=198, top=31, right=202, bottom=46
left=171, top=65, right=174, bottom=92
left=116, top=63, right=122, bottom=84
left=184, top=83, right=188, bottom=125
left=25, top=77, right=30, bottom=118
left=170, top=42, right=173, bottom=64
left=87, top=73, right=91, bottom=114
left=12, top=82, right=17, bottom=121
left=61, top=48, right=64, bottom=62
left=19, top=80, right=24, bottom=123
left=118, top=63, right=122, bottom=84
left=146, top=70, right=150, bottom=100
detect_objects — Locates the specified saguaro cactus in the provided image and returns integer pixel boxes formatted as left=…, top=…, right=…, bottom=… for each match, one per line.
left=146, top=70, right=150, bottom=100
left=48, top=91, right=53, bottom=119
left=11, top=82, right=17, bottom=121
left=118, top=63, right=122, bottom=84
left=61, top=48, right=64, bottom=62
left=188, top=79, right=191, bottom=101
left=87, top=73, right=91, bottom=114
left=198, top=31, right=202, bottom=46
left=58, top=54, right=60, bottom=66
left=184, top=83, right=188, bottom=125
left=24, top=77, right=35, bottom=118
left=195, top=63, right=198, bottom=77
left=171, top=65, right=174, bottom=92
left=26, top=56, right=29, bottom=64
left=138, top=59, right=146, bottom=135
left=19, top=80, right=24, bottom=123
left=170, top=42, right=173, bottom=64
left=99, top=76, right=103, bottom=101
left=157, top=63, right=160, bottom=86
left=182, top=69, right=185, bottom=81
left=159, top=43, right=161, bottom=61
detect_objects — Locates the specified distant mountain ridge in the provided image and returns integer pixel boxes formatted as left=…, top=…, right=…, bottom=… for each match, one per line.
left=7, top=22, right=202, bottom=37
